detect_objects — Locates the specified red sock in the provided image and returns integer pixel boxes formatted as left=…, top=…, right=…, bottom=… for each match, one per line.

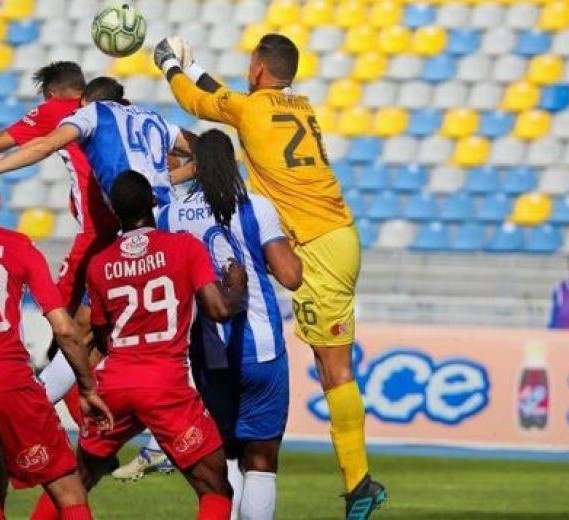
left=197, top=494, right=231, bottom=520
left=63, top=385, right=83, bottom=427
left=31, top=492, right=59, bottom=520
left=60, top=504, right=93, bottom=520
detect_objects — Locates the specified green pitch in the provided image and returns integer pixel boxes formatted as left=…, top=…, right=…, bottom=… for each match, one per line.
left=5, top=446, right=569, bottom=519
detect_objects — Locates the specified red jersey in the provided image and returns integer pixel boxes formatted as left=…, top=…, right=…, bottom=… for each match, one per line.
left=0, top=228, right=63, bottom=391
left=87, top=228, right=217, bottom=390
left=6, top=98, right=117, bottom=236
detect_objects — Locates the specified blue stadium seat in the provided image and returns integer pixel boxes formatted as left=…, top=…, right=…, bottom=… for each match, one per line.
left=391, top=163, right=427, bottom=192
left=525, top=224, right=562, bottom=253
left=368, top=190, right=401, bottom=221
left=8, top=20, right=40, bottom=46
left=404, top=191, right=438, bottom=221
left=0, top=180, right=11, bottom=204
left=440, top=191, right=474, bottom=222
left=0, top=73, right=18, bottom=98
left=404, top=4, right=436, bottom=28
left=0, top=208, right=18, bottom=229
left=479, top=111, right=515, bottom=139
left=464, top=166, right=500, bottom=194
left=421, top=54, right=457, bottom=83
left=408, top=109, right=442, bottom=137
left=502, top=166, right=537, bottom=195
left=344, top=188, right=366, bottom=219
left=486, top=223, right=524, bottom=252
left=225, top=77, right=248, bottom=92
left=358, top=163, right=390, bottom=192
left=165, top=105, right=197, bottom=128
left=356, top=219, right=379, bottom=249
left=515, top=30, right=552, bottom=57
left=346, top=137, right=382, bottom=163
left=3, top=164, right=40, bottom=183
left=550, top=196, right=569, bottom=225
left=477, top=192, right=513, bottom=223
left=451, top=222, right=485, bottom=252
left=447, top=29, right=481, bottom=56
left=540, top=84, right=569, bottom=112
left=411, top=221, right=449, bottom=251
left=333, top=159, right=355, bottom=190
left=0, top=98, right=25, bottom=127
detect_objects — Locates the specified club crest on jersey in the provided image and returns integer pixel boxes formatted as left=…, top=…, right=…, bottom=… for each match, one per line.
left=173, top=426, right=204, bottom=454
left=16, top=444, right=49, bottom=472
left=120, top=233, right=149, bottom=259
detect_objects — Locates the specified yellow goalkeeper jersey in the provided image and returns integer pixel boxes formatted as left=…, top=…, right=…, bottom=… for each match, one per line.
left=170, top=74, right=353, bottom=245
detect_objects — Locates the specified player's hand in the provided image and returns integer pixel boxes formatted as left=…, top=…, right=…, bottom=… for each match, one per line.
left=154, top=37, right=192, bottom=74
left=79, top=390, right=114, bottom=432
left=222, top=258, right=247, bottom=291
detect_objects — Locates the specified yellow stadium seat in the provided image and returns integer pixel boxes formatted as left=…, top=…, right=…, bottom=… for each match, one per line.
left=344, top=26, right=378, bottom=54
left=338, top=107, right=372, bottom=136
left=296, top=50, right=319, bottom=80
left=239, top=23, right=273, bottom=52
left=327, top=78, right=363, bottom=108
left=452, top=136, right=490, bottom=167
left=441, top=109, right=479, bottom=138
left=378, top=26, right=412, bottom=55
left=538, top=0, right=569, bottom=31
left=370, top=1, right=403, bottom=28
left=0, top=0, right=34, bottom=19
left=267, top=0, right=301, bottom=26
left=279, top=24, right=309, bottom=49
left=412, top=26, right=448, bottom=57
left=18, top=209, right=55, bottom=241
left=527, top=54, right=564, bottom=85
left=513, top=110, right=551, bottom=140
left=314, top=106, right=338, bottom=133
left=510, top=193, right=552, bottom=226
left=0, top=20, right=8, bottom=41
left=302, top=0, right=334, bottom=27
left=372, top=107, right=409, bottom=137
left=352, top=51, right=388, bottom=81
left=335, top=0, right=366, bottom=28
left=501, top=81, right=540, bottom=112
left=110, top=50, right=150, bottom=76
left=0, top=45, right=13, bottom=71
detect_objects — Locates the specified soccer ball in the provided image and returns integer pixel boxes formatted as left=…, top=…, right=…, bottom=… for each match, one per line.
left=92, top=2, right=146, bottom=58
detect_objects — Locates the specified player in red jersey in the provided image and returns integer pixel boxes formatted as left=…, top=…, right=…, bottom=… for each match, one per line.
left=0, top=226, right=113, bottom=519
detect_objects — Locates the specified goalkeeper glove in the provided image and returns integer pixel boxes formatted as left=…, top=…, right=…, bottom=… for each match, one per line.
left=154, top=37, right=192, bottom=75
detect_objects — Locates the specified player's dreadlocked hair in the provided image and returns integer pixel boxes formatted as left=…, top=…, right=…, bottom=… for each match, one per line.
left=189, top=129, right=248, bottom=228
left=32, top=61, right=85, bottom=94
left=257, top=34, right=299, bottom=82
left=110, top=170, right=155, bottom=229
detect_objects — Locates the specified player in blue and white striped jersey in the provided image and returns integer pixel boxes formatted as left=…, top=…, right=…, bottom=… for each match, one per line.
left=115, top=129, right=302, bottom=520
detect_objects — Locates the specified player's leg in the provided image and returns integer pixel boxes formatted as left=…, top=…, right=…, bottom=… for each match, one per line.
left=111, top=433, right=174, bottom=480
left=42, top=472, right=92, bottom=520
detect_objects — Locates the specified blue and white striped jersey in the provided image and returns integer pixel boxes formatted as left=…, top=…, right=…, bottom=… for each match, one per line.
left=157, top=192, right=286, bottom=366
left=61, top=101, right=179, bottom=207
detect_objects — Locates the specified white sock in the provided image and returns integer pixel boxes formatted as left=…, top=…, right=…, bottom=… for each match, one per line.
left=240, top=471, right=276, bottom=520
left=145, top=435, right=161, bottom=452
left=38, top=349, right=76, bottom=403
left=228, top=459, right=243, bottom=520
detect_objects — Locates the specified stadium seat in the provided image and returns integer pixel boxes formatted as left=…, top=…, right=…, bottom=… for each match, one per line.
left=68, top=0, right=99, bottom=20
left=398, top=81, right=433, bottom=109
left=391, top=163, right=427, bottom=192
left=470, top=4, right=504, bottom=30
left=356, top=219, right=379, bottom=249
left=515, top=30, right=552, bottom=57
left=382, top=136, right=418, bottom=164
left=428, top=165, right=464, bottom=194
left=378, top=26, right=412, bottom=55
left=332, top=159, right=355, bottom=190
left=48, top=45, right=81, bottom=66
left=372, top=107, right=409, bottom=137
left=413, top=26, right=448, bottom=57
left=0, top=45, right=13, bottom=71
left=451, top=222, right=485, bottom=252
left=235, top=0, right=265, bottom=26
left=502, top=81, right=540, bottom=112
left=541, top=84, right=569, bottom=112
left=513, top=110, right=551, bottom=140
left=441, top=108, right=479, bottom=138
left=367, top=190, right=401, bottom=221
left=479, top=111, right=515, bottom=139
left=239, top=22, right=271, bottom=52
left=491, top=55, right=527, bottom=84
left=411, top=221, right=449, bottom=251
left=386, top=55, right=422, bottom=81
left=0, top=73, right=18, bottom=97
left=344, top=189, right=366, bottom=219
left=465, top=166, right=500, bottom=194
left=7, top=19, right=39, bottom=46
left=552, top=30, right=569, bottom=57
left=17, top=209, right=55, bottom=240
left=327, top=78, right=362, bottom=109
left=352, top=52, right=387, bottom=82
left=506, top=4, right=539, bottom=30
left=208, top=25, right=241, bottom=53
left=552, top=110, right=569, bottom=139
left=477, top=192, right=513, bottom=223
left=267, top=0, right=300, bottom=26
left=440, top=191, right=473, bottom=222
left=526, top=137, right=563, bottom=166
left=8, top=179, right=46, bottom=209
left=437, top=3, right=471, bottom=29
left=167, top=0, right=200, bottom=24
left=279, top=24, right=310, bottom=49
left=481, top=28, right=516, bottom=56
left=550, top=195, right=569, bottom=225
left=433, top=81, right=468, bottom=109
left=421, top=53, right=457, bottom=83
left=539, top=166, right=569, bottom=195
left=111, top=50, right=151, bottom=77
left=527, top=55, right=564, bottom=85
left=338, top=107, right=372, bottom=136
left=202, top=0, right=234, bottom=25
left=358, top=163, right=390, bottom=192
left=1, top=0, right=34, bottom=20
left=370, top=1, right=402, bottom=29
left=486, top=222, right=524, bottom=252
left=468, top=82, right=504, bottom=111
left=404, top=4, right=436, bottom=29
left=166, top=105, right=198, bottom=129
left=452, top=136, right=490, bottom=167
left=323, top=135, right=349, bottom=162
left=538, top=0, right=569, bottom=32
left=335, top=1, right=366, bottom=29
left=447, top=28, right=481, bottom=56
left=510, top=193, right=552, bottom=226
left=301, top=0, right=334, bottom=27
left=404, top=191, right=438, bottom=221
left=502, top=166, right=537, bottom=196
left=217, top=50, right=250, bottom=79
left=320, top=52, right=352, bottom=81
left=46, top=181, right=71, bottom=211
left=313, top=105, right=337, bottom=133
left=52, top=211, right=79, bottom=240
left=418, top=136, right=453, bottom=165
left=0, top=97, right=25, bottom=126
left=525, top=224, right=562, bottom=253
left=408, top=108, right=443, bottom=137
left=489, top=137, right=526, bottom=167
left=376, top=219, right=415, bottom=249
left=0, top=208, right=17, bottom=229
left=346, top=136, right=382, bottom=163
left=309, top=26, right=344, bottom=53
left=457, top=53, right=492, bottom=83
left=363, top=80, right=397, bottom=108
left=296, top=50, right=319, bottom=80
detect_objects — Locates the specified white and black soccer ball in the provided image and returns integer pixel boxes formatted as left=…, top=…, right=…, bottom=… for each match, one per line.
left=92, top=2, right=146, bottom=58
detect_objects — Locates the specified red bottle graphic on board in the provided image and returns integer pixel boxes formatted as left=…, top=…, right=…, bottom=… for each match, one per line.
left=518, top=342, right=549, bottom=429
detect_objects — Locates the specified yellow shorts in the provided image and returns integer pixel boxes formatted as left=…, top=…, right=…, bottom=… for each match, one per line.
left=293, top=224, right=361, bottom=346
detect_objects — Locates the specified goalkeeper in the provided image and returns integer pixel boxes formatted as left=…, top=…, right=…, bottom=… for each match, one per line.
left=154, top=34, right=387, bottom=519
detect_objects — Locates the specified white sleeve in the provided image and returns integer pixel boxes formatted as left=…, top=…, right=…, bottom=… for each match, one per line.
left=254, top=196, right=286, bottom=246
left=164, top=118, right=181, bottom=152
left=59, top=103, right=97, bottom=139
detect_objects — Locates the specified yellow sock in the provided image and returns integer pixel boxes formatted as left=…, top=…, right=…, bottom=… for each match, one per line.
left=325, top=380, right=368, bottom=492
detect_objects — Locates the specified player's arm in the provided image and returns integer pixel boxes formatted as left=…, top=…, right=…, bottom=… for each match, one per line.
left=0, top=125, right=79, bottom=175
left=170, top=160, right=195, bottom=185
left=264, top=239, right=302, bottom=291
left=0, top=130, right=16, bottom=153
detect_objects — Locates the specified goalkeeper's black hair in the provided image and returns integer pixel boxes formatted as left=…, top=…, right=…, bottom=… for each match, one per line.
left=33, top=61, right=85, bottom=94
left=83, top=76, right=127, bottom=104
left=110, top=170, right=155, bottom=231
left=257, top=34, right=299, bottom=82
left=188, top=129, right=248, bottom=228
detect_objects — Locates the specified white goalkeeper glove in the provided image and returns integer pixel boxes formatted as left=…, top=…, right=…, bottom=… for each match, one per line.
left=154, top=36, right=193, bottom=76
